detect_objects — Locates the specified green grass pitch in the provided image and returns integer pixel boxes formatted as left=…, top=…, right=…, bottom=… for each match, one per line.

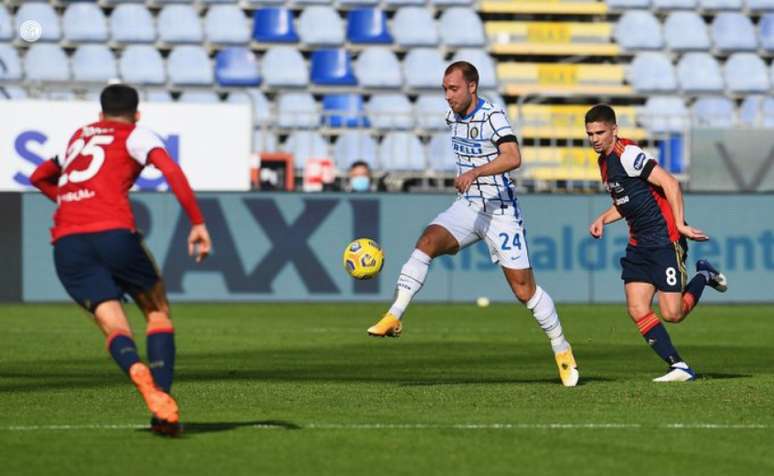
left=1, top=303, right=773, bottom=475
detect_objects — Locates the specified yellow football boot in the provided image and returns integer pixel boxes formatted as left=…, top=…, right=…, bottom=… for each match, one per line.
left=554, top=347, right=579, bottom=387
left=367, top=313, right=402, bottom=337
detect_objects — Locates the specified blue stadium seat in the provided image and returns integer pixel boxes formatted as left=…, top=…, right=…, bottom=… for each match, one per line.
left=615, top=11, right=663, bottom=50
left=63, top=3, right=108, bottom=43
left=144, top=89, right=174, bottom=103
left=403, top=48, right=446, bottom=89
left=338, top=0, right=380, bottom=6
left=111, top=4, right=155, bottom=43
left=439, top=8, right=485, bottom=47
left=0, top=44, right=22, bottom=80
left=747, top=0, right=774, bottom=11
left=0, top=5, right=11, bottom=41
left=452, top=49, right=498, bottom=90
left=261, top=46, right=308, bottom=87
left=253, top=129, right=278, bottom=154
left=252, top=7, right=299, bottom=43
left=653, top=0, right=698, bottom=9
left=322, top=94, right=368, bottom=128
left=24, top=44, right=70, bottom=81
left=215, top=47, right=262, bottom=86
left=712, top=13, right=757, bottom=52
left=762, top=14, right=774, bottom=52
left=354, top=48, right=402, bottom=88
left=295, top=0, right=334, bottom=4
left=0, top=86, right=27, bottom=99
left=168, top=46, right=214, bottom=85
left=606, top=0, right=652, bottom=8
left=393, top=7, right=439, bottom=47
left=227, top=90, right=272, bottom=125
left=379, top=132, right=426, bottom=171
left=739, top=95, right=774, bottom=127
left=158, top=5, right=203, bottom=44
left=310, top=49, right=357, bottom=86
left=724, top=53, right=770, bottom=93
left=334, top=131, right=378, bottom=170
left=277, top=92, right=319, bottom=129
left=628, top=52, right=677, bottom=92
left=384, top=0, right=426, bottom=6
left=641, top=96, right=689, bottom=133
left=299, top=7, right=344, bottom=46
left=120, top=45, right=166, bottom=85
left=676, top=53, right=724, bottom=93
left=347, top=8, right=393, bottom=44
left=178, top=90, right=221, bottom=104
left=431, top=0, right=474, bottom=5
left=15, top=3, right=61, bottom=42
left=283, top=131, right=329, bottom=170
left=244, top=0, right=286, bottom=4
left=692, top=96, right=735, bottom=127
left=699, top=0, right=743, bottom=9
left=367, top=94, right=414, bottom=129
left=664, top=12, right=710, bottom=51
left=201, top=0, right=242, bottom=3
left=428, top=133, right=456, bottom=172
left=206, top=5, right=250, bottom=44
left=415, top=94, right=449, bottom=130
left=72, top=45, right=117, bottom=82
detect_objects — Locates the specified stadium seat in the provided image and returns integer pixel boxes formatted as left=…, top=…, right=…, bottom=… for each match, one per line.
left=283, top=131, right=329, bottom=170
left=640, top=96, right=689, bottom=133
left=120, top=45, right=166, bottom=85
left=393, top=7, right=439, bottom=47
left=215, top=47, right=261, bottom=86
left=63, top=3, right=109, bottom=43
left=628, top=53, right=678, bottom=92
left=333, top=131, right=378, bottom=170
left=652, top=0, right=698, bottom=9
left=606, top=0, right=652, bottom=8
left=15, top=3, right=61, bottom=42
left=0, top=5, right=11, bottom=41
left=415, top=94, right=449, bottom=130
left=0, top=44, right=22, bottom=81
left=439, top=8, right=485, bottom=47
left=739, top=95, right=774, bottom=127
left=615, top=11, right=663, bottom=50
left=724, top=53, right=770, bottom=93
left=699, top=0, right=743, bottom=9
left=158, top=5, right=203, bottom=44
left=227, top=90, right=272, bottom=125
left=758, top=14, right=774, bottom=52
left=432, top=0, right=474, bottom=5
left=712, top=13, right=757, bottom=52
left=367, top=94, right=414, bottom=129
left=347, top=8, right=393, bottom=44
left=452, top=49, right=498, bottom=90
left=72, top=45, right=118, bottom=82
left=252, top=7, right=299, bottom=43
left=378, top=132, right=426, bottom=171
left=261, top=46, right=308, bottom=87
left=167, top=46, right=214, bottom=85
left=747, top=0, right=774, bottom=11
left=253, top=129, right=278, bottom=154
left=322, top=94, right=368, bottom=128
left=110, top=4, right=156, bottom=43
left=24, top=44, right=70, bottom=81
left=310, top=49, right=357, bottom=86
left=384, top=0, right=426, bottom=6
left=277, top=92, right=319, bottom=129
left=178, top=90, right=221, bottom=103
left=144, top=89, right=173, bottom=103
left=664, top=12, right=711, bottom=51
left=677, top=53, right=724, bottom=93
left=403, top=49, right=446, bottom=89
left=428, top=133, right=457, bottom=172
left=481, top=91, right=506, bottom=109
left=338, top=0, right=380, bottom=6
left=692, top=96, right=735, bottom=127
left=0, top=85, right=27, bottom=99
left=294, top=0, right=333, bottom=4
left=206, top=5, right=251, bottom=44
left=243, top=0, right=286, bottom=4
left=354, top=48, right=402, bottom=88
left=299, top=7, right=345, bottom=46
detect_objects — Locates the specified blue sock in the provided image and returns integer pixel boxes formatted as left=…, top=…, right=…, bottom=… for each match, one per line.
left=108, top=334, right=141, bottom=374
left=147, top=331, right=175, bottom=393
left=637, top=313, right=682, bottom=366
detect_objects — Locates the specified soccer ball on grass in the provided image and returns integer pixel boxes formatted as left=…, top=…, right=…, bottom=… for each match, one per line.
left=342, top=238, right=384, bottom=280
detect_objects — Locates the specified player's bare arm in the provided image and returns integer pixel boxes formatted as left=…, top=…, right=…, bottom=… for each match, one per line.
left=646, top=165, right=708, bottom=241
left=454, top=141, right=520, bottom=193
left=589, top=205, right=623, bottom=239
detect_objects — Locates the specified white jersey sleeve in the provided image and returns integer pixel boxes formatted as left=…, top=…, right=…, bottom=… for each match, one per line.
left=487, top=109, right=515, bottom=146
left=620, top=144, right=656, bottom=178
left=126, top=126, right=166, bottom=165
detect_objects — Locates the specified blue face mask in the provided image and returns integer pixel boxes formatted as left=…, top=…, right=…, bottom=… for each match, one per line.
left=351, top=176, right=371, bottom=192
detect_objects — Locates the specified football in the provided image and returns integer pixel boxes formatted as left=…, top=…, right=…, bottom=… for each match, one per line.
left=342, top=238, right=385, bottom=280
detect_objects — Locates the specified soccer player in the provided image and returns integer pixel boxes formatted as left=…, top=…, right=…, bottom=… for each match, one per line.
left=367, top=61, right=580, bottom=387
left=585, top=104, right=728, bottom=382
left=29, top=84, right=212, bottom=434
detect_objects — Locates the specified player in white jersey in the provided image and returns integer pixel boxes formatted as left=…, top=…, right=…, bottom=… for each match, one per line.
left=367, top=61, right=579, bottom=387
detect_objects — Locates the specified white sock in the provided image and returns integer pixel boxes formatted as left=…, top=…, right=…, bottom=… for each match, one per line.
left=388, top=249, right=431, bottom=319
left=526, top=286, right=570, bottom=354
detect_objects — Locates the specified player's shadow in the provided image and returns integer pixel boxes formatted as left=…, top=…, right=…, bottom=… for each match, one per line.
left=137, top=420, right=301, bottom=436
left=696, top=373, right=751, bottom=380
left=399, top=376, right=614, bottom=386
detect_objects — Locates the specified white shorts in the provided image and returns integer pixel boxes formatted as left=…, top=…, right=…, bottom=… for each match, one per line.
left=430, top=198, right=531, bottom=270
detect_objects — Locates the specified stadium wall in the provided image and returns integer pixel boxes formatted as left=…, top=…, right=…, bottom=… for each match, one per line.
left=12, top=192, right=774, bottom=304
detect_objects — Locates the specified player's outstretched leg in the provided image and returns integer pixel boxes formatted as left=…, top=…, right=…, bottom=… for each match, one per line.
left=678, top=260, right=728, bottom=318
left=526, top=286, right=579, bottom=387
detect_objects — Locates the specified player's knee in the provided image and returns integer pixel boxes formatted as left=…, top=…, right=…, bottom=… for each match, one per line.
left=513, top=284, right=533, bottom=303
left=147, top=311, right=173, bottom=332
left=661, top=309, right=684, bottom=323
left=627, top=305, right=650, bottom=321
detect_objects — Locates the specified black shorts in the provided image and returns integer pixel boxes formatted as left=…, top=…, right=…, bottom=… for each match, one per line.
left=620, top=239, right=688, bottom=293
left=53, top=229, right=161, bottom=312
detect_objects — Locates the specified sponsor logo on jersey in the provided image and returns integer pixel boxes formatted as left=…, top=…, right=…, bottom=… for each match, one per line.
left=634, top=153, right=646, bottom=170
left=452, top=137, right=483, bottom=156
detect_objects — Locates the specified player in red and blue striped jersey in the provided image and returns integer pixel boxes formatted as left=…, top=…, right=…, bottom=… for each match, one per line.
left=585, top=104, right=727, bottom=382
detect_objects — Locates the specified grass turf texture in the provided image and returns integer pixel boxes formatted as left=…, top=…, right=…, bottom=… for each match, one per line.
left=1, top=303, right=772, bottom=476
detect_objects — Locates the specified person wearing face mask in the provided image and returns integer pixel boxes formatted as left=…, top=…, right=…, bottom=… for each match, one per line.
left=348, top=160, right=372, bottom=192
